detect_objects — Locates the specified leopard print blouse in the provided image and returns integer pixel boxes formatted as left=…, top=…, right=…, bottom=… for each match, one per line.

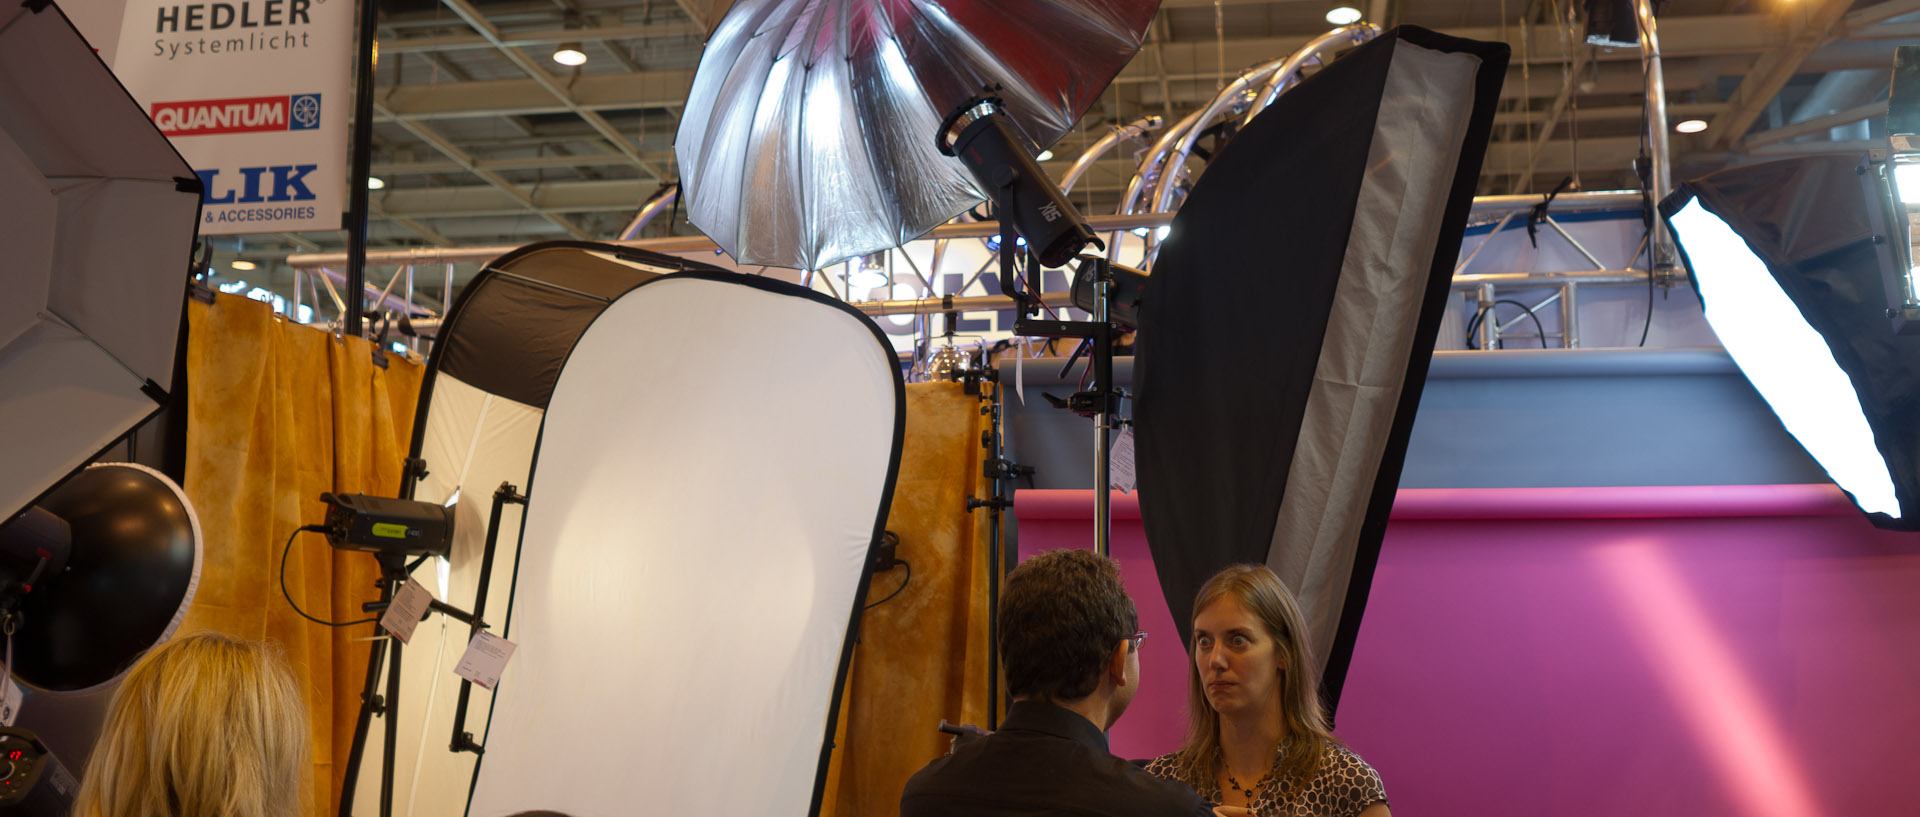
left=1142, top=742, right=1387, bottom=817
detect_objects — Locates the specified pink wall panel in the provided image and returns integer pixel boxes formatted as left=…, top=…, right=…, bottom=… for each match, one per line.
left=1015, top=487, right=1920, bottom=815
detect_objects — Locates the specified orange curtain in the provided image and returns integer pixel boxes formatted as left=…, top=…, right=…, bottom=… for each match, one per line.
left=182, top=293, right=423, bottom=817
left=822, top=381, right=998, bottom=817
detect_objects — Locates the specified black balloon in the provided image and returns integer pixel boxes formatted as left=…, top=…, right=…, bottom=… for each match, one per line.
left=15, top=466, right=197, bottom=691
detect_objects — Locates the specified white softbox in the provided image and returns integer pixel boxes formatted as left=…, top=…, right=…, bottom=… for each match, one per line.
left=461, top=269, right=903, bottom=817
left=0, top=0, right=202, bottom=522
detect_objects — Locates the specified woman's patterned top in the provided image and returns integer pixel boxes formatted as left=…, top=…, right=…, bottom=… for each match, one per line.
left=1142, top=742, right=1387, bottom=817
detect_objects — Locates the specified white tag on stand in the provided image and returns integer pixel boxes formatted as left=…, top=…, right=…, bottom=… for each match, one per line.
left=1014, top=338, right=1027, bottom=405
left=454, top=631, right=518, bottom=690
left=1110, top=427, right=1138, bottom=493
left=0, top=678, right=22, bottom=726
left=380, top=578, right=434, bottom=644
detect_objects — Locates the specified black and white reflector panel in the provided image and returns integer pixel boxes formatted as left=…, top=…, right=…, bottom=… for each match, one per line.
left=467, top=273, right=903, bottom=817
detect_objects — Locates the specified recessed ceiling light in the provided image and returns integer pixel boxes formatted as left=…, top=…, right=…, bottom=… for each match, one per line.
left=553, top=43, right=587, bottom=66
left=231, top=260, right=257, bottom=271
left=1674, top=119, right=1708, bottom=134
left=367, top=176, right=386, bottom=190
left=1325, top=6, right=1363, bottom=25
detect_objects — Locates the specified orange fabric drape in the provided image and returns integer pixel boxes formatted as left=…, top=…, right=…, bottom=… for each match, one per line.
left=822, top=381, right=998, bottom=817
left=182, top=293, right=423, bottom=817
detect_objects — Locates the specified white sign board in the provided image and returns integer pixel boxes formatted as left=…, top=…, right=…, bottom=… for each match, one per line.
left=112, top=0, right=350, bottom=234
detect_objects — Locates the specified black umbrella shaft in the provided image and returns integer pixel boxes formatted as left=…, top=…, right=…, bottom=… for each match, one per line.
left=343, top=0, right=379, bottom=339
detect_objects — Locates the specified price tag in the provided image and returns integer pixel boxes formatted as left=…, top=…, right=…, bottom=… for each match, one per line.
left=1109, top=427, right=1138, bottom=494
left=380, top=578, right=434, bottom=644
left=454, top=631, right=518, bottom=690
left=0, top=678, right=22, bottom=726
left=1014, top=338, right=1027, bottom=405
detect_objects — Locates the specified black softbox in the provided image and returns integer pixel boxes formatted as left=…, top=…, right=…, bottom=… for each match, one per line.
left=1135, top=26, right=1508, bottom=715
left=1662, top=154, right=1920, bottom=531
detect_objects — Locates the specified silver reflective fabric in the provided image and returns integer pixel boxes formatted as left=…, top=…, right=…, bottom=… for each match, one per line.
left=677, top=0, right=1160, bottom=270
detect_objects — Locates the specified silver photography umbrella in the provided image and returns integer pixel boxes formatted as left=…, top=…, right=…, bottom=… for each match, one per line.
left=676, top=0, right=1160, bottom=271
left=0, top=0, right=203, bottom=522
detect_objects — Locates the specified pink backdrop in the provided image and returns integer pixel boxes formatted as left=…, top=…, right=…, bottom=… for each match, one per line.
left=1015, top=486, right=1920, bottom=815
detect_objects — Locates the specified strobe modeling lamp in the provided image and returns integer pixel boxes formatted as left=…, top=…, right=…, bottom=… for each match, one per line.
left=1662, top=153, right=1920, bottom=530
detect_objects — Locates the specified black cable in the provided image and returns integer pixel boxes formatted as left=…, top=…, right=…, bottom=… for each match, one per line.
left=1638, top=225, right=1656, bottom=347
left=281, top=525, right=380, bottom=627
left=1465, top=299, right=1550, bottom=349
left=1635, top=53, right=1656, bottom=348
left=865, top=559, right=913, bottom=610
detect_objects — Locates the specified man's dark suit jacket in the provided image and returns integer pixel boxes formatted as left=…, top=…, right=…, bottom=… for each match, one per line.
left=899, top=700, right=1214, bottom=817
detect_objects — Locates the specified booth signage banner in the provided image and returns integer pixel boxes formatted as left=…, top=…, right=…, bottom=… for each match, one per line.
left=110, top=0, right=349, bottom=234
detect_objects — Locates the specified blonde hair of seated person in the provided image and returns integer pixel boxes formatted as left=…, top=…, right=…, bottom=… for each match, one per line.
left=74, top=632, right=308, bottom=817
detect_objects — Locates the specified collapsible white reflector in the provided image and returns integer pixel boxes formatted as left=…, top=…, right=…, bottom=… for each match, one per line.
left=467, top=272, right=903, bottom=817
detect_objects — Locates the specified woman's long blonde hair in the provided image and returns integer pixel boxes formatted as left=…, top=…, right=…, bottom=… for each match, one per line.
left=74, top=632, right=308, bottom=817
left=1173, top=564, right=1333, bottom=797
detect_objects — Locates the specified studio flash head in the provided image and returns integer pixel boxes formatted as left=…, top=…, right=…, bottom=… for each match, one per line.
left=319, top=493, right=454, bottom=558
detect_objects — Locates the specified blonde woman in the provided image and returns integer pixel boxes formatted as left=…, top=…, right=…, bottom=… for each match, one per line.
left=1144, top=565, right=1389, bottom=817
left=74, top=632, right=308, bottom=817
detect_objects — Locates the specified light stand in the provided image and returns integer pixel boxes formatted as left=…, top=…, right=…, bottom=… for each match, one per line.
left=324, top=491, right=502, bottom=817
left=938, top=97, right=1127, bottom=555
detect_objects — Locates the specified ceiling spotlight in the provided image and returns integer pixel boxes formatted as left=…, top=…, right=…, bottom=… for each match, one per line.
left=553, top=42, right=587, bottom=66
left=367, top=176, right=386, bottom=190
left=231, top=259, right=257, bottom=271
left=1035, top=149, right=1054, bottom=162
left=1325, top=6, right=1363, bottom=25
left=1674, top=119, right=1708, bottom=134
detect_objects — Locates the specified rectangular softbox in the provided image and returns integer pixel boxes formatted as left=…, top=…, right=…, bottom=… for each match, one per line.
left=1135, top=26, right=1509, bottom=716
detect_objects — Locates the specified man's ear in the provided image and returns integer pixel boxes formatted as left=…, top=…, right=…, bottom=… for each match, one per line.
left=1107, top=640, right=1131, bottom=686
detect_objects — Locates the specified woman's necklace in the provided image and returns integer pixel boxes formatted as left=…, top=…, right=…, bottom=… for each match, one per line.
left=1225, top=767, right=1276, bottom=804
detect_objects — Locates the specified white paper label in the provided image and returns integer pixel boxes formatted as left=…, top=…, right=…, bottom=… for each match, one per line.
left=1109, top=427, right=1138, bottom=494
left=380, top=578, right=434, bottom=644
left=1014, top=339, right=1026, bottom=405
left=454, top=631, right=518, bottom=690
left=0, top=678, right=22, bottom=727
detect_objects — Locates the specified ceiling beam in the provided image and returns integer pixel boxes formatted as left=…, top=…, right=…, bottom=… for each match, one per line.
left=378, top=69, right=694, bottom=119
left=380, top=22, right=701, bottom=54
left=438, top=0, right=669, bottom=182
left=378, top=102, right=593, bottom=239
left=1707, top=0, right=1855, bottom=148
left=1738, top=100, right=1889, bottom=149
left=373, top=151, right=669, bottom=176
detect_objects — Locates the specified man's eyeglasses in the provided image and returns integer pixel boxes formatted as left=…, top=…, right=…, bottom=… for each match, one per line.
left=1126, top=631, right=1148, bottom=652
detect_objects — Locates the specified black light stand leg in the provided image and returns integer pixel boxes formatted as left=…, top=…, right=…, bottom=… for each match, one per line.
left=380, top=612, right=400, bottom=817
left=337, top=576, right=393, bottom=817
left=374, top=555, right=409, bottom=817
left=984, top=387, right=1003, bottom=730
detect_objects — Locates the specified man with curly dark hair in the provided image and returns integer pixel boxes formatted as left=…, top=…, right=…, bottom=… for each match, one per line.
left=900, top=549, right=1213, bottom=817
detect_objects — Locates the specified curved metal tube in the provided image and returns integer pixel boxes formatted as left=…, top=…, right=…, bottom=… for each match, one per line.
left=1060, top=115, right=1165, bottom=195
left=1113, top=24, right=1378, bottom=267
left=617, top=185, right=679, bottom=241
left=1245, top=25, right=1380, bottom=128
left=1149, top=24, right=1379, bottom=220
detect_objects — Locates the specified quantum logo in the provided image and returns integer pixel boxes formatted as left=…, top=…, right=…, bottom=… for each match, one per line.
left=151, top=94, right=320, bottom=136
